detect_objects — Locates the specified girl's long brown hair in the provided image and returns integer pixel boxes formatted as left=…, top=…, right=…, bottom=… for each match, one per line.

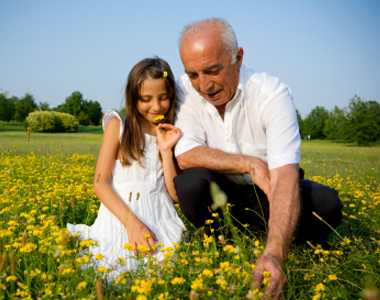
left=119, top=57, right=176, bottom=167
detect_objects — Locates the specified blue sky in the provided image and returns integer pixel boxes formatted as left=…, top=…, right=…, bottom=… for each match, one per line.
left=1, top=0, right=379, bottom=118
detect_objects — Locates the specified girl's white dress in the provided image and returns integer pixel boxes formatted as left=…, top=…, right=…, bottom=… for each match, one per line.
left=67, top=110, right=185, bottom=279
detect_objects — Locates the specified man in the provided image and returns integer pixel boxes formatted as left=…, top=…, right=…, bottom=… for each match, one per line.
left=173, top=18, right=342, bottom=299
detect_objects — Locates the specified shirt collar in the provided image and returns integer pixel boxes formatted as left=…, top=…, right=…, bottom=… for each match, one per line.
left=225, top=67, right=245, bottom=108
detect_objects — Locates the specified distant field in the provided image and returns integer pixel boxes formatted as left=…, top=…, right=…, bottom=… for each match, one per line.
left=300, top=140, right=380, bottom=182
left=0, top=120, right=102, bottom=134
left=0, top=120, right=25, bottom=132
left=0, top=131, right=102, bottom=156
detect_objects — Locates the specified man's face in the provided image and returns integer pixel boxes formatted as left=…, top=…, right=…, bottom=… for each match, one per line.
left=180, top=35, right=243, bottom=107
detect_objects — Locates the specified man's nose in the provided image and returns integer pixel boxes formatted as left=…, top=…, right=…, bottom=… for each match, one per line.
left=199, top=74, right=212, bottom=92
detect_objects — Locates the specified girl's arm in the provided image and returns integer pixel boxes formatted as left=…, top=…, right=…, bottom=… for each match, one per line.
left=156, top=124, right=182, bottom=203
left=94, top=117, right=158, bottom=255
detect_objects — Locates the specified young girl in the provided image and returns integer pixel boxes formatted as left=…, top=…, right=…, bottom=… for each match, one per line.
left=67, top=57, right=185, bottom=279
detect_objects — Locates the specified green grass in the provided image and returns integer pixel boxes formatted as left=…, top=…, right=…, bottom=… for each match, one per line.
left=0, top=134, right=379, bottom=299
left=301, top=140, right=380, bottom=182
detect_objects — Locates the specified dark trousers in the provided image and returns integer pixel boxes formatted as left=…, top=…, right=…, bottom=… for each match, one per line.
left=174, top=167, right=343, bottom=244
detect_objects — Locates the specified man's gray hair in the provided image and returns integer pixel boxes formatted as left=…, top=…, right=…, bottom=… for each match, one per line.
left=179, top=18, right=238, bottom=64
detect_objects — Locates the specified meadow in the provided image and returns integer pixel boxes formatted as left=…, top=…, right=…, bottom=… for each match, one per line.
left=0, top=128, right=379, bottom=299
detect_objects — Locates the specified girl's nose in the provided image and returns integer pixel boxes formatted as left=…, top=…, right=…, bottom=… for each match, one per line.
left=153, top=99, right=161, bottom=111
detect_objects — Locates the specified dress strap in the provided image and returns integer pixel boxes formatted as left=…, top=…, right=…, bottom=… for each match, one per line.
left=102, top=110, right=124, bottom=141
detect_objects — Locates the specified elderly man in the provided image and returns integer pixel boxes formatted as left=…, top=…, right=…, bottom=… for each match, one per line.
left=173, top=18, right=342, bottom=298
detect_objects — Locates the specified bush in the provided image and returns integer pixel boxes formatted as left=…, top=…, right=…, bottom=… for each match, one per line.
left=26, top=111, right=56, bottom=132
left=51, top=111, right=79, bottom=132
left=26, top=111, right=78, bottom=133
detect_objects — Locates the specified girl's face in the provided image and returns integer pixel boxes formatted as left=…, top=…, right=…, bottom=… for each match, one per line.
left=137, top=77, right=171, bottom=126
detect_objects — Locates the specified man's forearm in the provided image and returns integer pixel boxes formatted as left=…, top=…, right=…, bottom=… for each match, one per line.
left=265, top=164, right=300, bottom=261
left=177, top=145, right=268, bottom=175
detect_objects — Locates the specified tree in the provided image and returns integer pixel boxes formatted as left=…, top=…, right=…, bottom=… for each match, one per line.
left=323, top=106, right=346, bottom=143
left=343, top=95, right=379, bottom=146
left=38, top=101, right=51, bottom=111
left=0, top=92, right=17, bottom=121
left=296, top=109, right=304, bottom=138
left=14, top=93, right=38, bottom=121
left=368, top=100, right=380, bottom=128
left=303, top=106, right=329, bottom=139
left=56, top=92, right=103, bottom=125
left=119, top=107, right=126, bottom=117
left=76, top=111, right=91, bottom=125
left=57, top=91, right=84, bottom=117
left=84, top=100, right=103, bottom=125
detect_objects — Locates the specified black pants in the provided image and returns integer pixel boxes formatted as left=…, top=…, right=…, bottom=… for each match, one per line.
left=174, top=167, right=343, bottom=244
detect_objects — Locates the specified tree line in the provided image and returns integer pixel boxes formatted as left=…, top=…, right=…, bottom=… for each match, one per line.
left=0, top=91, right=103, bottom=126
left=298, top=95, right=380, bottom=146
left=1, top=91, right=378, bottom=145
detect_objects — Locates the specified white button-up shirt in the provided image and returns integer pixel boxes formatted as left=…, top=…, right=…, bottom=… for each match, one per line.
left=174, top=64, right=300, bottom=185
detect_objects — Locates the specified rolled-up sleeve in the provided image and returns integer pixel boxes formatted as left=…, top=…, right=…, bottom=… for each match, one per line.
left=261, top=81, right=300, bottom=170
left=174, top=78, right=207, bottom=157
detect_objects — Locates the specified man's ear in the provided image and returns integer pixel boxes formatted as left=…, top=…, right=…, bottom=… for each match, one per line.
left=236, top=47, right=244, bottom=68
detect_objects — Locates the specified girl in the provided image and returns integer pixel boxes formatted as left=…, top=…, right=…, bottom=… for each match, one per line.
left=67, top=57, right=185, bottom=279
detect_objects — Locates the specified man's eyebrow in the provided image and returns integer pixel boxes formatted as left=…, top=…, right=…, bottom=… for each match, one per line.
left=185, top=64, right=224, bottom=75
left=185, top=70, right=196, bottom=75
left=203, top=64, right=223, bottom=71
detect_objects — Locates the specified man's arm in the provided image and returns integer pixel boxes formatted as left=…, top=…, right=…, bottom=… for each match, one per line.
left=177, top=145, right=271, bottom=196
left=252, top=163, right=300, bottom=299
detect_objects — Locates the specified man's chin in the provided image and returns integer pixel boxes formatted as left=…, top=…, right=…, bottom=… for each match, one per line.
left=203, top=94, right=230, bottom=106
left=212, top=99, right=230, bottom=106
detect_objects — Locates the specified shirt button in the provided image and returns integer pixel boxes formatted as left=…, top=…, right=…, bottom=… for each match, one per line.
left=226, top=138, right=231, bottom=142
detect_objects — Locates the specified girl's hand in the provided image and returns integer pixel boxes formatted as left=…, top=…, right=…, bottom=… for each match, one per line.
left=156, top=124, right=182, bottom=153
left=125, top=213, right=158, bottom=256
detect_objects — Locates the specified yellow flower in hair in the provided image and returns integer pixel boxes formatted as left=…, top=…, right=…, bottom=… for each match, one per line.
left=163, top=71, right=168, bottom=78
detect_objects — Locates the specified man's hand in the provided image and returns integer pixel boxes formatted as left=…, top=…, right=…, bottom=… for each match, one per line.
left=247, top=158, right=271, bottom=197
left=252, top=164, right=299, bottom=299
left=252, top=252, right=286, bottom=300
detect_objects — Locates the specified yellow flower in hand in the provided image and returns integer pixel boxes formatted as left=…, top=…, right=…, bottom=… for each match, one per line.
left=154, top=115, right=166, bottom=140
left=154, top=115, right=165, bottom=123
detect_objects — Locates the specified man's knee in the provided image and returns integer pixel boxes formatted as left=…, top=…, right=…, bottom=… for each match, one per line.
left=175, top=167, right=213, bottom=196
left=174, top=168, right=213, bottom=210
left=300, top=179, right=343, bottom=227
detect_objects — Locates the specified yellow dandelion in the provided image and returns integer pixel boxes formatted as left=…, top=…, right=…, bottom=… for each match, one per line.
left=137, top=245, right=151, bottom=253
left=97, top=267, right=108, bottom=273
left=95, top=253, right=104, bottom=261
left=315, top=283, right=325, bottom=292
left=202, top=269, right=213, bottom=277
left=77, top=281, right=87, bottom=290
left=154, top=115, right=165, bottom=123
left=171, top=277, right=186, bottom=284
left=123, top=243, right=134, bottom=251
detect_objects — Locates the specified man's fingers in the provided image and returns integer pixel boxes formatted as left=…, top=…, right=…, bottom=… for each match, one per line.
left=264, top=277, right=284, bottom=300
left=251, top=268, right=264, bottom=290
left=264, top=283, right=281, bottom=300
